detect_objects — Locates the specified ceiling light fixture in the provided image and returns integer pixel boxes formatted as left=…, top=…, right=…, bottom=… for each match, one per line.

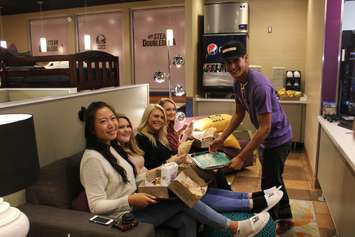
left=0, top=6, right=7, bottom=48
left=83, top=0, right=91, bottom=50
left=38, top=1, right=47, bottom=53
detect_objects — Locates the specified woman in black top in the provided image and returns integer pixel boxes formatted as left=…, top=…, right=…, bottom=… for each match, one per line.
left=135, top=104, right=187, bottom=169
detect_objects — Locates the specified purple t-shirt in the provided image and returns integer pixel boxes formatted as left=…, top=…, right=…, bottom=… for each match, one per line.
left=233, top=69, right=292, bottom=148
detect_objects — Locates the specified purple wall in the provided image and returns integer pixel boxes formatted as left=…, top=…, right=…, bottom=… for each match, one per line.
left=321, top=0, right=342, bottom=102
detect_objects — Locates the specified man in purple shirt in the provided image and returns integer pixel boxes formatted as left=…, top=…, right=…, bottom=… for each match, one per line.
left=210, top=41, right=293, bottom=232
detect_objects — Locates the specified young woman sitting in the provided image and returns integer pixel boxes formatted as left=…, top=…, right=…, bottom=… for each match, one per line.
left=79, top=101, right=270, bottom=237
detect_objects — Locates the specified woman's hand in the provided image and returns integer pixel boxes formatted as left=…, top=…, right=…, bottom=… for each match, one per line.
left=183, top=122, right=193, bottom=139
left=178, top=121, right=193, bottom=140
left=128, top=193, right=157, bottom=208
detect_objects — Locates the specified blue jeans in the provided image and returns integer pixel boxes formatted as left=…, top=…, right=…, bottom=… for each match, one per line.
left=201, top=188, right=250, bottom=212
left=133, top=199, right=230, bottom=237
left=133, top=200, right=196, bottom=237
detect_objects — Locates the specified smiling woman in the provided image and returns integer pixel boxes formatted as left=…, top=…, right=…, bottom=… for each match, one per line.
left=135, top=104, right=176, bottom=169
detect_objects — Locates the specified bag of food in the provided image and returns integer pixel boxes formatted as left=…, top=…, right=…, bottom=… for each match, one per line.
left=169, top=166, right=208, bottom=208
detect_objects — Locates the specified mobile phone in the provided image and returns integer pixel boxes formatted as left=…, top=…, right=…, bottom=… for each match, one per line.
left=89, top=215, right=114, bottom=226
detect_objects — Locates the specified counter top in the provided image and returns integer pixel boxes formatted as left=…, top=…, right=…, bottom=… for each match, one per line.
left=318, top=116, right=355, bottom=171
left=195, top=95, right=307, bottom=104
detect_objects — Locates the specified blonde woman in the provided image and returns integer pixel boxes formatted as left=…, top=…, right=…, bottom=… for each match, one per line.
left=158, top=98, right=193, bottom=154
left=136, top=104, right=187, bottom=169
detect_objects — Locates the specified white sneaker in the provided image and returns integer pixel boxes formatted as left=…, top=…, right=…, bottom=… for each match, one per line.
left=234, top=212, right=270, bottom=237
left=262, top=190, right=283, bottom=212
left=264, top=185, right=282, bottom=195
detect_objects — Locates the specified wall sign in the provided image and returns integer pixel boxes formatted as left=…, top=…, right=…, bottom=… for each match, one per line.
left=142, top=32, right=176, bottom=47
left=132, top=7, right=185, bottom=92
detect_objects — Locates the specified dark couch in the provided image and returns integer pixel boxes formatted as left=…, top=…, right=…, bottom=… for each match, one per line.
left=19, top=153, right=175, bottom=237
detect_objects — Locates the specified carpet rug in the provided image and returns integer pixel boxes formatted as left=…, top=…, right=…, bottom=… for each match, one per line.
left=277, top=199, right=320, bottom=237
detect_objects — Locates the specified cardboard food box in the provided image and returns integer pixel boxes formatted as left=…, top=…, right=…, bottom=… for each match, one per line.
left=137, top=166, right=208, bottom=207
left=137, top=167, right=171, bottom=199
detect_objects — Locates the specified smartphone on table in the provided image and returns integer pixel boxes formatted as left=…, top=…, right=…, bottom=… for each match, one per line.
left=89, top=215, right=114, bottom=226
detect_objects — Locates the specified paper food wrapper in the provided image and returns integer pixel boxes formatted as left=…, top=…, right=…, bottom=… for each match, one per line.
left=178, top=140, right=194, bottom=155
left=161, top=162, right=178, bottom=186
left=192, top=127, right=217, bottom=147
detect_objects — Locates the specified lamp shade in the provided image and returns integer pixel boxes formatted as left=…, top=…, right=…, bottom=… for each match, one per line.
left=0, top=40, right=7, bottom=48
left=166, top=29, right=174, bottom=46
left=0, top=114, right=39, bottom=196
left=39, top=37, right=47, bottom=53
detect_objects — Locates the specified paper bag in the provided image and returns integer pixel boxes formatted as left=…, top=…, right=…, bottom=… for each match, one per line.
left=169, top=166, right=208, bottom=208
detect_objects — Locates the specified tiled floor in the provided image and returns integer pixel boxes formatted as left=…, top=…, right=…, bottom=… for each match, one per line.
left=226, top=151, right=337, bottom=237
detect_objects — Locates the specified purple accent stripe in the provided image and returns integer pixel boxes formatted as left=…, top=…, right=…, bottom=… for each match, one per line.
left=322, top=0, right=342, bottom=102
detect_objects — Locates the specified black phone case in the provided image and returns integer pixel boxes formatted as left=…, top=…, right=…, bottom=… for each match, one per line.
left=114, top=220, right=139, bottom=231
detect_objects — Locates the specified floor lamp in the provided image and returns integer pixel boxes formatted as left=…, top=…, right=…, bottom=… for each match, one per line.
left=0, top=114, right=40, bottom=237
left=153, top=29, right=185, bottom=98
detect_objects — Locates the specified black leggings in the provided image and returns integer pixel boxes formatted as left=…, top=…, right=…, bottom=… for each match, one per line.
left=261, top=142, right=292, bottom=220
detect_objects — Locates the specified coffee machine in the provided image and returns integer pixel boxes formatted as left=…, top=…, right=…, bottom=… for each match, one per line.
left=293, top=71, right=301, bottom=91
left=285, top=70, right=301, bottom=91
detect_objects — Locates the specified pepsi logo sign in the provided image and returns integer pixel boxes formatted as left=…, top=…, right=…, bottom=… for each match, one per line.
left=207, top=43, right=218, bottom=55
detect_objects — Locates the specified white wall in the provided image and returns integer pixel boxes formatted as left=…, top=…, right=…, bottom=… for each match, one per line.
left=342, top=1, right=355, bottom=30
left=0, top=88, right=77, bottom=103
left=0, top=90, right=9, bottom=103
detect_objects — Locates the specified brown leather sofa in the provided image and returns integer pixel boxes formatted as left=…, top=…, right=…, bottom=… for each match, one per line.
left=19, top=153, right=175, bottom=237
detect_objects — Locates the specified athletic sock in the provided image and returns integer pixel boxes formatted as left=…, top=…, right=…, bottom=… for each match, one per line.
left=251, top=196, right=267, bottom=212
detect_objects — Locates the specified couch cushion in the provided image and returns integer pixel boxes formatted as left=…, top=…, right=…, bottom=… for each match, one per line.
left=72, top=191, right=90, bottom=212
left=20, top=203, right=155, bottom=237
left=26, top=153, right=83, bottom=209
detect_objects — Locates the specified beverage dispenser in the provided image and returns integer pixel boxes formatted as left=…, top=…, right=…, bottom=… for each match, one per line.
left=285, top=70, right=301, bottom=91
left=293, top=71, right=301, bottom=91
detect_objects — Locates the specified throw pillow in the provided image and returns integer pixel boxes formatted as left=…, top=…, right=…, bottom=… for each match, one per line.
left=72, top=191, right=90, bottom=212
